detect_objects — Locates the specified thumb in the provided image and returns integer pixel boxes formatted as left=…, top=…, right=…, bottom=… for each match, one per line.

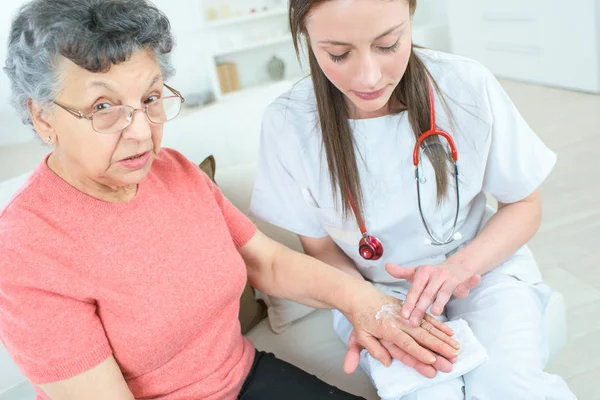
left=454, top=275, right=481, bottom=298
left=385, top=263, right=416, bottom=281
left=464, top=275, right=481, bottom=289
left=343, top=332, right=362, bottom=374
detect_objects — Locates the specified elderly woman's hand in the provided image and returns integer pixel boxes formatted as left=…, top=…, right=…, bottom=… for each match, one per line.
left=342, top=282, right=460, bottom=377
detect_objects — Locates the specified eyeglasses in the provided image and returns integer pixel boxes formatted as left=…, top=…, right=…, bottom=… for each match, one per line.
left=53, top=84, right=185, bottom=134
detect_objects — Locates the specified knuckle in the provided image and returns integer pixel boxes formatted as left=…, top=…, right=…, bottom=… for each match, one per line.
left=421, top=321, right=434, bottom=333
left=417, top=330, right=432, bottom=342
left=400, top=337, right=415, bottom=350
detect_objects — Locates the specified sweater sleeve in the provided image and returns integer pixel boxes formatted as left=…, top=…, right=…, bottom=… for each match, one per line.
left=0, top=250, right=113, bottom=385
left=200, top=172, right=257, bottom=248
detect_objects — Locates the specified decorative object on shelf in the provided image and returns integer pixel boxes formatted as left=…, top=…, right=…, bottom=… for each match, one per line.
left=216, top=62, right=241, bottom=94
left=219, top=4, right=230, bottom=19
left=207, top=7, right=218, bottom=21
left=267, top=55, right=285, bottom=81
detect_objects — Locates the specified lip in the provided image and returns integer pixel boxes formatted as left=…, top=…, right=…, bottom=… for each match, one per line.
left=118, top=151, right=151, bottom=170
left=352, top=87, right=386, bottom=100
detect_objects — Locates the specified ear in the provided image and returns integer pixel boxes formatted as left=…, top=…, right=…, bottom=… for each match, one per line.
left=28, top=99, right=57, bottom=144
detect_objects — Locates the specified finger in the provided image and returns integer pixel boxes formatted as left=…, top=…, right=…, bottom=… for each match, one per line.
left=401, top=268, right=430, bottom=319
left=424, top=314, right=454, bottom=337
left=381, top=340, right=438, bottom=378
left=410, top=275, right=446, bottom=325
left=343, top=333, right=363, bottom=374
left=383, top=340, right=453, bottom=375
left=360, top=335, right=392, bottom=368
left=385, top=263, right=416, bottom=281
left=432, top=354, right=454, bottom=373
left=410, top=325, right=460, bottom=361
left=468, top=275, right=482, bottom=287
left=453, top=285, right=470, bottom=299
left=388, top=331, right=437, bottom=366
left=455, top=275, right=481, bottom=297
left=430, top=281, right=456, bottom=316
left=420, top=318, right=460, bottom=350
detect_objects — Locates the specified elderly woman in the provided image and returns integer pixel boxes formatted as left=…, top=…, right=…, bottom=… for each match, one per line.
left=0, top=1, right=461, bottom=399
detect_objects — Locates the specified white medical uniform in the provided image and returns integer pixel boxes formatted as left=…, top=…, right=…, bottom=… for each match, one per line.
left=248, top=49, right=575, bottom=399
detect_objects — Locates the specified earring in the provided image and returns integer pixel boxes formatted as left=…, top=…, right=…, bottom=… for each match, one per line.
left=46, top=136, right=52, bottom=143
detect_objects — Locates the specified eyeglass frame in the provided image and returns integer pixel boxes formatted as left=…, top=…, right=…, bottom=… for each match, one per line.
left=52, top=83, right=185, bottom=134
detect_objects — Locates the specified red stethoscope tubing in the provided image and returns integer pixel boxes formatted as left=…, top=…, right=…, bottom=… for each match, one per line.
left=348, top=79, right=460, bottom=261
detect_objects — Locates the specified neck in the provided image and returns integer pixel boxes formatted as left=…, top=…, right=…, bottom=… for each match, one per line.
left=47, top=152, right=138, bottom=203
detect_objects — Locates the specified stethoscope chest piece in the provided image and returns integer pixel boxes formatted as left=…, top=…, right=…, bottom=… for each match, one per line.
left=358, top=234, right=383, bottom=261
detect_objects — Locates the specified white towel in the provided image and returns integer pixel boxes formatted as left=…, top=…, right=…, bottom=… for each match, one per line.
left=366, top=319, right=488, bottom=400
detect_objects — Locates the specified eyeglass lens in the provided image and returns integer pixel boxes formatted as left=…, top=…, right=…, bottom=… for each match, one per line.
left=92, top=96, right=182, bottom=133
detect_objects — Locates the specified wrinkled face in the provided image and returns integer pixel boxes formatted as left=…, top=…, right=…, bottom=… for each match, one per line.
left=306, top=0, right=412, bottom=119
left=41, top=49, right=165, bottom=190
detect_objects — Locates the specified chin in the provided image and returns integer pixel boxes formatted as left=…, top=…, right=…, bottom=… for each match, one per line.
left=118, top=160, right=154, bottom=186
left=348, top=90, right=394, bottom=118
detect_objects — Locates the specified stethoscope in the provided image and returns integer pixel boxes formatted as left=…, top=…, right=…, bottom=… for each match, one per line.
left=349, top=80, right=462, bottom=261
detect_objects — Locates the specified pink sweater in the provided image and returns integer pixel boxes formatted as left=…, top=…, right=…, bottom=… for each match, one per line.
left=0, top=148, right=257, bottom=399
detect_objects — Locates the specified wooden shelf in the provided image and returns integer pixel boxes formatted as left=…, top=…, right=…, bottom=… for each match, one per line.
left=203, top=5, right=297, bottom=101
left=206, top=7, right=287, bottom=29
left=213, top=34, right=293, bottom=57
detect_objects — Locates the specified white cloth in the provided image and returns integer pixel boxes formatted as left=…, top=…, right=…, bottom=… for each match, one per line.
left=366, top=319, right=488, bottom=400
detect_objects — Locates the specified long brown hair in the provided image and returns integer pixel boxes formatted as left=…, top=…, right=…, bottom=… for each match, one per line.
left=290, top=0, right=451, bottom=221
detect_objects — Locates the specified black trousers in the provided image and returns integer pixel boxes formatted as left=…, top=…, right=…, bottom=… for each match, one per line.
left=238, top=351, right=366, bottom=400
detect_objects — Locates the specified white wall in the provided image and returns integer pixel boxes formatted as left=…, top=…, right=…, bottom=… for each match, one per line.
left=0, top=0, right=216, bottom=146
left=0, top=0, right=449, bottom=147
left=413, top=0, right=449, bottom=26
left=0, top=0, right=33, bottom=146
left=446, top=0, right=600, bottom=93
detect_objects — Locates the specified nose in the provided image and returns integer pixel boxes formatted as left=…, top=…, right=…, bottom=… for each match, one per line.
left=121, top=108, right=152, bottom=141
left=355, top=53, right=382, bottom=89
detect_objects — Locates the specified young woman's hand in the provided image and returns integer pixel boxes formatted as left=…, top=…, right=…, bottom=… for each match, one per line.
left=385, top=262, right=481, bottom=327
left=343, top=283, right=460, bottom=375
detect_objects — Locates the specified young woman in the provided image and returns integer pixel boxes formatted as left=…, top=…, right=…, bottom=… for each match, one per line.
left=249, top=0, right=576, bottom=398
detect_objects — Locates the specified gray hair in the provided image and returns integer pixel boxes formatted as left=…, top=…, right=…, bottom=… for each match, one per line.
left=3, top=0, right=176, bottom=127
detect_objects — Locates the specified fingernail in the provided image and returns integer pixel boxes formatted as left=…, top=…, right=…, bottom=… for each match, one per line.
left=411, top=317, right=420, bottom=325
left=428, top=355, right=436, bottom=364
left=453, top=342, right=461, bottom=350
